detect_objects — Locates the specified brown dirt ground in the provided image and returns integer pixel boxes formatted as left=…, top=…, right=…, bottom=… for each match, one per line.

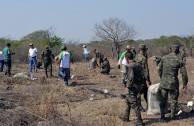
left=0, top=58, right=194, bottom=126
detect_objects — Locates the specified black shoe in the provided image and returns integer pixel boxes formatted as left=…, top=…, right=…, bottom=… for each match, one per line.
left=119, top=116, right=129, bottom=122
left=159, top=117, right=167, bottom=123
left=135, top=122, right=145, bottom=126
left=170, top=116, right=179, bottom=121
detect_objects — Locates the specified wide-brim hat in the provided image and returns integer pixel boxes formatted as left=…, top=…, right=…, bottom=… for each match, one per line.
left=125, top=45, right=132, bottom=50
left=29, top=43, right=33, bottom=46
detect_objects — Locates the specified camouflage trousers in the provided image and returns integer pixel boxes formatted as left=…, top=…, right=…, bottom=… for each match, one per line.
left=121, top=64, right=128, bottom=86
left=124, top=87, right=143, bottom=123
left=44, top=62, right=53, bottom=77
left=137, top=84, right=148, bottom=109
left=158, top=88, right=179, bottom=117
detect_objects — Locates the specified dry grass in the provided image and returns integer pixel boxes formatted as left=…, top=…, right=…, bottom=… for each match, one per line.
left=0, top=58, right=194, bottom=126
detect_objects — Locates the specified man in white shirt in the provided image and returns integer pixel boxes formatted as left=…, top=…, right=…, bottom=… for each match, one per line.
left=83, top=45, right=90, bottom=62
left=59, top=45, right=71, bottom=86
left=118, top=45, right=132, bottom=87
left=28, top=43, right=38, bottom=72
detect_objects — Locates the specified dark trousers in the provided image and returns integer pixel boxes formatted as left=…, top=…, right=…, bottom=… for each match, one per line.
left=0, top=60, right=4, bottom=72
left=137, top=84, right=148, bottom=109
left=44, top=62, right=52, bottom=77
left=4, top=60, right=11, bottom=76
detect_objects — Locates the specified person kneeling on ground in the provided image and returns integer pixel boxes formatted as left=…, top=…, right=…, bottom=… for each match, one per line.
left=100, top=57, right=110, bottom=75
left=90, top=57, right=99, bottom=69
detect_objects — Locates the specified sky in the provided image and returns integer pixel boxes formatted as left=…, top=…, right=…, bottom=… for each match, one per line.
left=0, top=0, right=194, bottom=42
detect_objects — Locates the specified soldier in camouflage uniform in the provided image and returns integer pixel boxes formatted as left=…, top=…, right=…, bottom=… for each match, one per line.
left=41, top=46, right=54, bottom=77
left=94, top=49, right=104, bottom=67
left=158, top=45, right=188, bottom=121
left=135, top=44, right=151, bottom=111
left=120, top=52, right=145, bottom=126
left=100, top=57, right=110, bottom=75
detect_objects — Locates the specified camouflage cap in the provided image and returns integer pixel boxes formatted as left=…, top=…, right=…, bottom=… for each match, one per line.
left=138, top=44, right=147, bottom=49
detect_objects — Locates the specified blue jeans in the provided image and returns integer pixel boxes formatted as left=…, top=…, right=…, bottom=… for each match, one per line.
left=58, top=68, right=70, bottom=86
left=84, top=54, right=89, bottom=62
left=29, top=57, right=37, bottom=72
left=0, top=60, right=4, bottom=72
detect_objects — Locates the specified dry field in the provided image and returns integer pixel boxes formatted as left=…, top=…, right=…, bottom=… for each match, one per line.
left=0, top=57, right=194, bottom=126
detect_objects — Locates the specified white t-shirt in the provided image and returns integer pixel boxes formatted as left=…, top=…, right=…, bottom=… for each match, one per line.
left=121, top=57, right=128, bottom=66
left=29, top=48, right=38, bottom=57
left=0, top=51, right=3, bottom=60
left=59, top=51, right=70, bottom=68
left=83, top=48, right=90, bottom=54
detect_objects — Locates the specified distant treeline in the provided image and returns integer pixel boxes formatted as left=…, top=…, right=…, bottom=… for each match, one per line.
left=0, top=30, right=194, bottom=63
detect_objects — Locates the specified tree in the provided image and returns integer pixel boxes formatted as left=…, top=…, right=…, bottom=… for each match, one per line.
left=22, top=27, right=63, bottom=48
left=94, top=17, right=136, bottom=59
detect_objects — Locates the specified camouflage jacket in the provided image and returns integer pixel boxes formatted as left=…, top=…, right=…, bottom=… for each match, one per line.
left=41, top=49, right=54, bottom=64
left=135, top=53, right=150, bottom=81
left=126, top=62, right=145, bottom=89
left=158, top=53, right=188, bottom=90
left=102, top=59, right=110, bottom=72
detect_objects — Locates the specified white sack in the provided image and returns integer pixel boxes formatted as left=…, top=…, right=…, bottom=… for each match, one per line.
left=147, top=83, right=168, bottom=115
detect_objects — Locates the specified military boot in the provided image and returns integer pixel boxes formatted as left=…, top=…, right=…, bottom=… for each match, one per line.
left=159, top=110, right=167, bottom=122
left=135, top=110, right=145, bottom=126
left=120, top=105, right=130, bottom=122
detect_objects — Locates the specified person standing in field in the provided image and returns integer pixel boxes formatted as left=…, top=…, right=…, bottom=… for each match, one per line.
left=158, top=45, right=188, bottom=121
left=94, top=49, right=104, bottom=67
left=59, top=45, right=71, bottom=86
left=118, top=45, right=132, bottom=87
left=28, top=43, right=38, bottom=73
left=41, top=46, right=54, bottom=78
left=135, top=44, right=151, bottom=112
left=2, top=43, right=15, bottom=76
left=83, top=45, right=90, bottom=62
